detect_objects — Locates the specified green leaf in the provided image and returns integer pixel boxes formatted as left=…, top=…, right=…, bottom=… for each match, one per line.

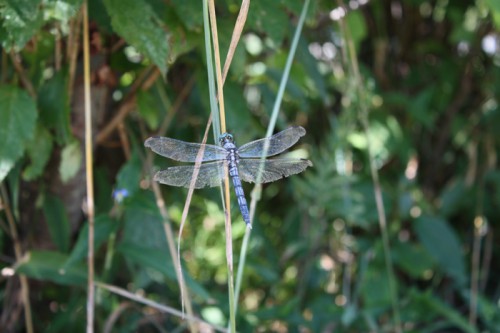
left=346, top=10, right=367, bottom=50
left=22, top=125, right=53, bottom=181
left=360, top=263, right=392, bottom=309
left=0, top=0, right=44, bottom=50
left=411, top=290, right=478, bottom=333
left=116, top=150, right=142, bottom=197
left=485, top=0, right=500, bottom=28
left=42, top=194, right=71, bottom=253
left=15, top=250, right=87, bottom=286
left=65, top=215, right=118, bottom=266
left=393, top=241, right=434, bottom=278
left=170, top=0, right=203, bottom=31
left=438, top=180, right=467, bottom=217
left=122, top=191, right=167, bottom=248
left=117, top=242, right=211, bottom=301
left=413, top=215, right=467, bottom=286
left=0, top=85, right=37, bottom=182
left=103, top=0, right=169, bottom=75
left=136, top=90, right=160, bottom=130
left=59, top=140, right=82, bottom=183
left=38, top=71, right=72, bottom=144
left=247, top=1, right=288, bottom=45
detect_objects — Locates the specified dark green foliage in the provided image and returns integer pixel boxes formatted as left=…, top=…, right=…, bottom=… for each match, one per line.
left=0, top=85, right=37, bottom=181
left=1, top=0, right=500, bottom=332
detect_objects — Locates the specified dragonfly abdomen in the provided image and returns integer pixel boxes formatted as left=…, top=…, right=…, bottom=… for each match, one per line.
left=228, top=158, right=251, bottom=227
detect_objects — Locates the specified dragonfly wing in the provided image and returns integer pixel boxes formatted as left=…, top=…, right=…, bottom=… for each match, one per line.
left=237, top=126, right=306, bottom=158
left=153, top=161, right=226, bottom=188
left=238, top=158, right=312, bottom=184
left=145, top=136, right=227, bottom=162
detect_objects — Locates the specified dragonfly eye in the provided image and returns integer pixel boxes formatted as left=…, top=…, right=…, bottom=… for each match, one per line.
left=219, top=133, right=234, bottom=144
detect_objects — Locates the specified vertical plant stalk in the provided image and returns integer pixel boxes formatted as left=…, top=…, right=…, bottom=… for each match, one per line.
left=1, top=185, right=34, bottom=333
left=221, top=0, right=250, bottom=83
left=207, top=1, right=236, bottom=331
left=67, top=11, right=82, bottom=102
left=151, top=177, right=197, bottom=332
left=55, top=24, right=62, bottom=71
left=172, top=117, right=211, bottom=333
left=235, top=0, right=311, bottom=312
left=469, top=215, right=483, bottom=325
left=337, top=4, right=402, bottom=332
left=82, top=2, right=96, bottom=333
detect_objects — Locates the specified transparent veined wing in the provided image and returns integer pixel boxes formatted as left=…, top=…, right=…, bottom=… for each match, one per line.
left=153, top=161, right=227, bottom=188
left=145, top=137, right=227, bottom=162
left=237, top=126, right=306, bottom=158
left=238, top=158, right=312, bottom=184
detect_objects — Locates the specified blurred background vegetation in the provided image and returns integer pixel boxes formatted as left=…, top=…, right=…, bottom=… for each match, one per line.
left=1, top=0, right=500, bottom=332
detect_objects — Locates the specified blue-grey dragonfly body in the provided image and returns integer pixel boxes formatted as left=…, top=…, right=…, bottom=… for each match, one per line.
left=144, top=126, right=312, bottom=227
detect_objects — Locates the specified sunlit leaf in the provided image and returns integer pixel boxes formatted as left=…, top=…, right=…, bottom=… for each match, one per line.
left=136, top=90, right=160, bottom=130
left=59, top=140, right=82, bottom=183
left=116, top=150, right=142, bottom=198
left=103, top=0, right=169, bottom=75
left=0, top=0, right=44, bottom=50
left=346, top=10, right=367, bottom=50
left=485, top=0, right=500, bottom=28
left=0, top=85, right=37, bottom=182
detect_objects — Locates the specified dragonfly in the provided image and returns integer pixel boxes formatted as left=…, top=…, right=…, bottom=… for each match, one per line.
left=144, top=126, right=312, bottom=227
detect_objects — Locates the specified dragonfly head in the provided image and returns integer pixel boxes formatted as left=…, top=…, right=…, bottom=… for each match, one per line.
left=219, top=133, right=234, bottom=145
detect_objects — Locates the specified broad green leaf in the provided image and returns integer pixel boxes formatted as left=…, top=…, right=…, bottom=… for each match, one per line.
left=42, top=194, right=71, bottom=253
left=360, top=263, right=392, bottom=309
left=59, top=140, right=82, bottom=183
left=15, top=250, right=87, bottom=286
left=136, top=90, right=160, bottom=130
left=170, top=0, right=203, bottom=31
left=393, top=241, right=434, bottom=278
left=22, top=125, right=53, bottom=181
left=411, top=290, right=478, bottom=333
left=65, top=215, right=118, bottom=266
left=103, top=0, right=169, bottom=75
left=438, top=180, right=468, bottom=217
left=38, top=71, right=72, bottom=144
left=247, top=1, right=288, bottom=45
left=413, top=215, right=466, bottom=286
left=117, top=243, right=211, bottom=301
left=44, top=0, right=82, bottom=23
left=346, top=10, right=367, bottom=50
left=0, top=85, right=37, bottom=182
left=122, top=191, right=167, bottom=248
left=116, top=150, right=142, bottom=198
left=485, top=0, right=500, bottom=28
left=0, top=0, right=44, bottom=50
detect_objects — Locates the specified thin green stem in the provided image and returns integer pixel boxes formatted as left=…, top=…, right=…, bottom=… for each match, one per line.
left=337, top=3, right=402, bottom=331
left=204, top=1, right=235, bottom=331
left=82, top=2, right=96, bottom=332
left=203, top=0, right=220, bottom=139
left=234, top=0, right=311, bottom=313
